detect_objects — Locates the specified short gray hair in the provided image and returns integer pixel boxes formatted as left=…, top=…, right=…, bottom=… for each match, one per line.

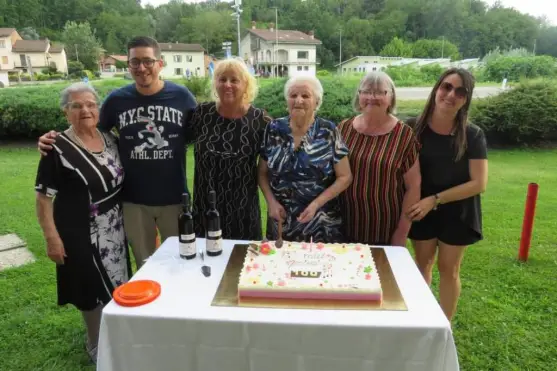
left=284, top=75, right=324, bottom=111
left=60, top=82, right=100, bottom=109
left=352, top=71, right=397, bottom=114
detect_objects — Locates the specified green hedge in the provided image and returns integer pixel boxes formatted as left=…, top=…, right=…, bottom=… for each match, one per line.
left=472, top=80, right=557, bottom=146
left=1, top=77, right=556, bottom=147
left=483, top=56, right=557, bottom=82
left=0, top=80, right=129, bottom=138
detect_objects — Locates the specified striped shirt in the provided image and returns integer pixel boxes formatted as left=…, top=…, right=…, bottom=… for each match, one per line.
left=338, top=117, right=419, bottom=245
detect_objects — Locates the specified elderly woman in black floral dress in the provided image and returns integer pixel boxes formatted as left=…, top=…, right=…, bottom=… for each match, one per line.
left=35, top=82, right=131, bottom=364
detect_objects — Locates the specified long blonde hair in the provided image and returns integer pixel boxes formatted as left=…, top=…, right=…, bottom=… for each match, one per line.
left=413, top=68, right=475, bottom=161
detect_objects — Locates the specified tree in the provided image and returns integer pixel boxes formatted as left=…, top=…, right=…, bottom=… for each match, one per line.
left=380, top=37, right=413, bottom=57
left=412, top=39, right=460, bottom=60
left=19, top=27, right=40, bottom=40
left=537, top=26, right=557, bottom=58
left=61, top=21, right=103, bottom=71
left=0, top=0, right=552, bottom=68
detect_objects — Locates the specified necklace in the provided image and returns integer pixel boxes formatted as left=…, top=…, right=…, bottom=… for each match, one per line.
left=67, top=127, right=112, bottom=168
left=68, top=127, right=105, bottom=154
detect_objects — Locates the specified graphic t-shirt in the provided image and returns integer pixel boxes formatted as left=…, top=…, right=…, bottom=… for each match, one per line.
left=98, top=81, right=197, bottom=206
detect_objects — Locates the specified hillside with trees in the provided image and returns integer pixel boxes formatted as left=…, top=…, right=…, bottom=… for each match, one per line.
left=1, top=0, right=556, bottom=68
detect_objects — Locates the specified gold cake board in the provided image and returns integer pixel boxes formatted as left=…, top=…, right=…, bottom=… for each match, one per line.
left=211, top=244, right=407, bottom=311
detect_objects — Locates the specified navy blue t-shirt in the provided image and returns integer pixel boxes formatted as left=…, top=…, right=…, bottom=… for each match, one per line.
left=98, top=81, right=197, bottom=206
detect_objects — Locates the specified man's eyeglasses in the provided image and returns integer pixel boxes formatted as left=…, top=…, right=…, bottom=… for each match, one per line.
left=439, top=82, right=468, bottom=99
left=67, top=101, right=98, bottom=110
left=358, top=90, right=389, bottom=97
left=128, top=58, right=158, bottom=69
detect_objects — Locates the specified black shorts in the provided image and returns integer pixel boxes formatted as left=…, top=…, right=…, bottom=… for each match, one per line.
left=408, top=208, right=482, bottom=246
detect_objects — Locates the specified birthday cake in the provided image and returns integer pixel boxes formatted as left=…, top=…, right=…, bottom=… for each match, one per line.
left=238, top=241, right=382, bottom=302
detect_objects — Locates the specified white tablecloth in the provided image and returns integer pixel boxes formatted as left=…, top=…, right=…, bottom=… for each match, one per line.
left=97, top=238, right=459, bottom=371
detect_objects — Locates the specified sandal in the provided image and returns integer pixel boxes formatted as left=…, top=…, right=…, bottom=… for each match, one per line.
left=86, top=345, right=98, bottom=365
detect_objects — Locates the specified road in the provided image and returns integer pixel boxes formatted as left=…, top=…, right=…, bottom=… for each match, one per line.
left=396, top=86, right=504, bottom=100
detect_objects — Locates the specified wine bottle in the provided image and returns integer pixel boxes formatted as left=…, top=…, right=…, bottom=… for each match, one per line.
left=178, top=192, right=196, bottom=260
left=205, top=190, right=222, bottom=257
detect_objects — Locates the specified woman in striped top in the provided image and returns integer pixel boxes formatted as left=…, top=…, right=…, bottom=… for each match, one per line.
left=339, top=71, right=421, bottom=246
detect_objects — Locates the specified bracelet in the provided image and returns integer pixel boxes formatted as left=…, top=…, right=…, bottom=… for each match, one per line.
left=432, top=194, right=441, bottom=210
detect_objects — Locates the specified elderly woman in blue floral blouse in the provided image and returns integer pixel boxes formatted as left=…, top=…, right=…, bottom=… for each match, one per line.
left=258, top=76, right=353, bottom=243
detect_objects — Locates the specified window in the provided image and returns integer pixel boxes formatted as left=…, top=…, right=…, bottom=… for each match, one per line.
left=173, top=55, right=182, bottom=63
left=1, top=56, right=8, bottom=64
left=297, top=66, right=302, bottom=71
left=297, top=51, right=308, bottom=59
left=304, top=66, right=309, bottom=71
left=175, top=68, right=183, bottom=76
left=0, top=40, right=5, bottom=48
left=186, top=55, right=192, bottom=62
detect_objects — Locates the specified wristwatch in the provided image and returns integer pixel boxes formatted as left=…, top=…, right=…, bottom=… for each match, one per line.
left=432, top=194, right=442, bottom=210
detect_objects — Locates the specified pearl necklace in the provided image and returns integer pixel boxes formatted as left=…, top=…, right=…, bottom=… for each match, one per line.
left=68, top=126, right=106, bottom=157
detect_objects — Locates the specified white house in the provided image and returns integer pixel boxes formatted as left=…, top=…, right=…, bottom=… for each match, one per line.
left=241, top=22, right=322, bottom=78
left=336, top=56, right=454, bottom=74
left=0, top=28, right=68, bottom=76
left=0, top=71, right=8, bottom=87
left=159, top=43, right=205, bottom=78
left=451, top=58, right=481, bottom=70
left=0, top=28, right=17, bottom=71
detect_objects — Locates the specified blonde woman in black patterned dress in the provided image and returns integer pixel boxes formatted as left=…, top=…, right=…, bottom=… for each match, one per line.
left=35, top=83, right=131, bottom=364
left=187, top=59, right=271, bottom=240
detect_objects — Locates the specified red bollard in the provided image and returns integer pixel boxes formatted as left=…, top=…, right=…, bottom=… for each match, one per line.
left=518, top=183, right=539, bottom=262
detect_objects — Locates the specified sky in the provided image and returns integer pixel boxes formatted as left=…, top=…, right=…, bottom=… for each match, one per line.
left=142, top=0, right=557, bottom=25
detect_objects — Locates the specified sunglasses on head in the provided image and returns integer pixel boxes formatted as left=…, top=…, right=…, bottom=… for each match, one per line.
left=439, top=82, right=468, bottom=98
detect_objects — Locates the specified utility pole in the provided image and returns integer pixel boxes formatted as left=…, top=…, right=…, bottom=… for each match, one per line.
left=269, top=7, right=278, bottom=77
left=75, top=44, right=79, bottom=62
left=231, top=0, right=243, bottom=58
left=275, top=7, right=278, bottom=78
left=339, top=28, right=343, bottom=75
left=441, top=36, right=445, bottom=59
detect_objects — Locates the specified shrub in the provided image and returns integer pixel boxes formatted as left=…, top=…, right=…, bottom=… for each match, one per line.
left=471, top=80, right=557, bottom=146
left=183, top=77, right=210, bottom=98
left=68, top=60, right=84, bottom=76
left=254, top=77, right=354, bottom=124
left=2, top=77, right=557, bottom=147
left=0, top=80, right=130, bottom=139
left=316, top=70, right=332, bottom=77
left=483, top=56, right=557, bottom=82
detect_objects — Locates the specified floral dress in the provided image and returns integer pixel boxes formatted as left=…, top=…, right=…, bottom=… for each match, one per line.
left=34, top=131, right=131, bottom=311
left=260, top=116, right=349, bottom=243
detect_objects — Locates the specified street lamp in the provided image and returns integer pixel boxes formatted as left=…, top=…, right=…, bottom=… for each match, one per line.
left=339, top=28, right=343, bottom=75
left=222, top=41, right=232, bottom=59
left=271, top=7, right=278, bottom=77
left=231, top=0, right=242, bottom=58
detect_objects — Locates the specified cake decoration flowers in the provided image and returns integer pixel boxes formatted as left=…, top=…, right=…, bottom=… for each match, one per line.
left=260, top=244, right=272, bottom=255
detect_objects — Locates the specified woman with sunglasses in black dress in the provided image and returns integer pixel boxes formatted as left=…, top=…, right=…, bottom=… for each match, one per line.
left=406, top=68, right=488, bottom=322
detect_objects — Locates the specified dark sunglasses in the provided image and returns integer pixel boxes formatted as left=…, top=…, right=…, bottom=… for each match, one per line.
left=128, top=58, right=158, bottom=69
left=439, top=82, right=468, bottom=98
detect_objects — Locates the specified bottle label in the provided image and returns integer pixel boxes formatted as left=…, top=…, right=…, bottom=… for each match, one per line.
left=179, top=240, right=196, bottom=256
left=207, top=230, right=222, bottom=238
left=180, top=233, right=195, bottom=241
left=206, top=238, right=222, bottom=253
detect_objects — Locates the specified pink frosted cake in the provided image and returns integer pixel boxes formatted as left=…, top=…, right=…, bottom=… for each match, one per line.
left=238, top=241, right=382, bottom=302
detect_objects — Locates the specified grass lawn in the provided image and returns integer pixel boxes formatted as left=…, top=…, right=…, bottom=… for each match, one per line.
left=0, top=147, right=556, bottom=370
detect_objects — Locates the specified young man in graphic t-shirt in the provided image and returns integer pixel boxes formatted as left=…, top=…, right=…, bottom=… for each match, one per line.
left=38, top=36, right=197, bottom=269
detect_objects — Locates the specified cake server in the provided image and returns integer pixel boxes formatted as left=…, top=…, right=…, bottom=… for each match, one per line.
left=276, top=220, right=284, bottom=248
